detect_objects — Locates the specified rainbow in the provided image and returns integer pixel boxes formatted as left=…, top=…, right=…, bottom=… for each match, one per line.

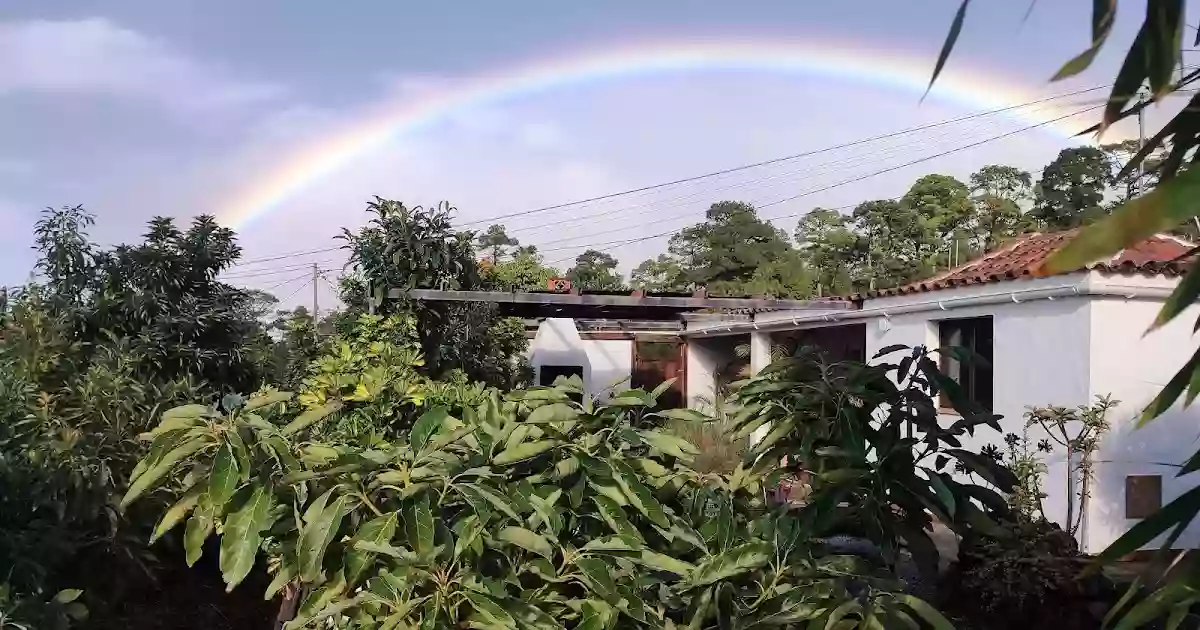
left=218, top=37, right=1099, bottom=230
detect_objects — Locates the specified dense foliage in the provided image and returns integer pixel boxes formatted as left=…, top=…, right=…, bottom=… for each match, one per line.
left=339, top=198, right=531, bottom=390
left=943, top=518, right=1106, bottom=630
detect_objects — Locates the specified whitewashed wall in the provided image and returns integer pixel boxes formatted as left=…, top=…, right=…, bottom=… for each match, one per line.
left=1084, top=285, right=1200, bottom=552
left=863, top=275, right=1095, bottom=546
left=527, top=318, right=633, bottom=401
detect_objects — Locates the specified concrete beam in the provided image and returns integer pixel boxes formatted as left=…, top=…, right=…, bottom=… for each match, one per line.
left=393, top=289, right=854, bottom=311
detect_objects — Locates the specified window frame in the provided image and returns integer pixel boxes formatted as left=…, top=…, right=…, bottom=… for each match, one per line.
left=936, top=316, right=994, bottom=413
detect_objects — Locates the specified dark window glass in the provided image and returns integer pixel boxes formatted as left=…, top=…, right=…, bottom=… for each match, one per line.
left=937, top=317, right=993, bottom=411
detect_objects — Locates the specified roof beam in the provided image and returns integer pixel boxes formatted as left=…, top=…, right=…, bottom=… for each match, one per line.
left=392, top=289, right=854, bottom=311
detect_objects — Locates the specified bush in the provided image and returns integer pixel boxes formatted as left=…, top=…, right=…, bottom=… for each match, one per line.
left=120, top=376, right=953, bottom=629
left=943, top=517, right=1110, bottom=630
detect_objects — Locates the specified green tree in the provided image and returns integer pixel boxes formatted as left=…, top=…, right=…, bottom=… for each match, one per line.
left=475, top=223, right=519, bottom=264
left=340, top=198, right=529, bottom=388
left=485, top=244, right=559, bottom=291
left=969, top=165, right=1034, bottom=249
left=851, top=199, right=923, bottom=288
left=630, top=254, right=688, bottom=292
left=899, top=173, right=975, bottom=267
left=565, top=249, right=624, bottom=290
left=668, top=201, right=796, bottom=295
left=1032, top=147, right=1114, bottom=230
left=795, top=207, right=862, bottom=295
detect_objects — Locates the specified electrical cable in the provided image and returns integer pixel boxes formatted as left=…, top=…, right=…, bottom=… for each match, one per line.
left=544, top=102, right=1104, bottom=266
left=456, top=84, right=1107, bottom=229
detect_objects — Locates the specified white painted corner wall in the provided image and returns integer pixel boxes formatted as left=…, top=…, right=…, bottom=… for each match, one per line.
left=527, top=318, right=633, bottom=400
left=863, top=271, right=1200, bottom=552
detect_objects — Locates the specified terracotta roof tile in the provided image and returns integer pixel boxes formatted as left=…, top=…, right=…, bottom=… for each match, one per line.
left=859, top=230, right=1195, bottom=298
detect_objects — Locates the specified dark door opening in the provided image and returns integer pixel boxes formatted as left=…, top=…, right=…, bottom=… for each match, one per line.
left=539, top=365, right=584, bottom=402
left=631, top=340, right=685, bottom=410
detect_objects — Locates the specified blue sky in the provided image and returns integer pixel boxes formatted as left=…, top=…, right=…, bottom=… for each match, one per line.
left=0, top=1, right=1190, bottom=307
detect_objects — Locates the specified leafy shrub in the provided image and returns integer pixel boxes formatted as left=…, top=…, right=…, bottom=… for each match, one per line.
left=121, top=376, right=952, bottom=629
left=943, top=517, right=1107, bottom=630
left=731, top=345, right=1017, bottom=583
left=0, top=585, right=87, bottom=630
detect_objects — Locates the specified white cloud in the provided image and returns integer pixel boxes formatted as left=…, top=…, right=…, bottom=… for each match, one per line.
left=0, top=18, right=284, bottom=112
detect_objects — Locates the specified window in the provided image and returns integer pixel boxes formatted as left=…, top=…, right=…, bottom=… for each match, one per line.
left=1126, top=475, right=1163, bottom=519
left=937, top=316, right=993, bottom=411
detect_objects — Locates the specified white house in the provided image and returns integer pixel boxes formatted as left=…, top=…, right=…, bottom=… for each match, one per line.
left=683, top=231, right=1200, bottom=554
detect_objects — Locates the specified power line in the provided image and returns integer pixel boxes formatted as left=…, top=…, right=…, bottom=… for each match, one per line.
left=545, top=102, right=1104, bottom=266
left=456, top=85, right=1106, bottom=229
left=516, top=101, right=1079, bottom=248
left=222, top=259, right=338, bottom=280
left=226, top=245, right=343, bottom=268
left=279, top=278, right=312, bottom=303
left=501, top=106, right=1050, bottom=239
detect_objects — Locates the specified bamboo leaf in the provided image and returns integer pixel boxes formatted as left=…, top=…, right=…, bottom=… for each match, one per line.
left=1114, top=579, right=1197, bottom=630
left=613, top=465, right=671, bottom=528
left=1051, top=0, right=1117, bottom=80
left=924, top=0, right=972, bottom=99
left=1155, top=265, right=1200, bottom=331
left=1043, top=169, right=1200, bottom=278
left=895, top=595, right=955, bottom=630
left=1095, top=484, right=1200, bottom=566
left=575, top=558, right=618, bottom=599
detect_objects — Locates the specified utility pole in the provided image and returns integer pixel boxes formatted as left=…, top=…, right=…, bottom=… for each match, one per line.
left=311, top=262, right=319, bottom=319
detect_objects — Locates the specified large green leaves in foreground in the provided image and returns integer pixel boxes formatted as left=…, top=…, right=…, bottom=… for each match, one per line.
left=122, top=376, right=953, bottom=629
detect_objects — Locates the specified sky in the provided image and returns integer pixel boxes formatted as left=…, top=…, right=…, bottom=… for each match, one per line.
left=0, top=1, right=1192, bottom=310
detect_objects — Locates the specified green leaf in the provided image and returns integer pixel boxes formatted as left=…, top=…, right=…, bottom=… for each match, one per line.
left=498, top=526, right=554, bottom=560
left=634, top=550, right=694, bottom=576
left=243, top=391, right=294, bottom=411
left=1113, top=579, right=1197, bottom=630
left=945, top=449, right=1017, bottom=491
left=613, top=465, right=671, bottom=528
left=220, top=484, right=278, bottom=589
left=183, top=502, right=216, bottom=566
left=453, top=514, right=483, bottom=559
left=52, top=589, right=82, bottom=604
left=575, top=558, right=619, bottom=599
left=121, top=435, right=211, bottom=508
left=405, top=494, right=435, bottom=556
left=924, top=469, right=957, bottom=518
left=577, top=599, right=614, bottom=630
left=637, top=430, right=699, bottom=461
left=410, top=406, right=449, bottom=452
left=1141, top=348, right=1200, bottom=426
left=493, top=439, right=560, bottom=465
left=653, top=408, right=708, bottom=423
left=895, top=594, right=954, bottom=630
left=748, top=417, right=796, bottom=458
left=1043, top=166, right=1200, bottom=277
left=924, top=0, right=972, bottom=98
left=526, top=402, right=578, bottom=424
left=207, top=442, right=240, bottom=511
left=463, top=590, right=518, bottom=629
left=150, top=485, right=203, bottom=544
left=458, top=483, right=522, bottom=522
left=591, top=495, right=642, bottom=541
left=687, top=541, right=773, bottom=588
left=1051, top=0, right=1117, bottom=80
left=281, top=400, right=343, bottom=436
left=1095, top=484, right=1200, bottom=566
left=345, top=512, right=398, bottom=587
left=264, top=559, right=295, bottom=600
